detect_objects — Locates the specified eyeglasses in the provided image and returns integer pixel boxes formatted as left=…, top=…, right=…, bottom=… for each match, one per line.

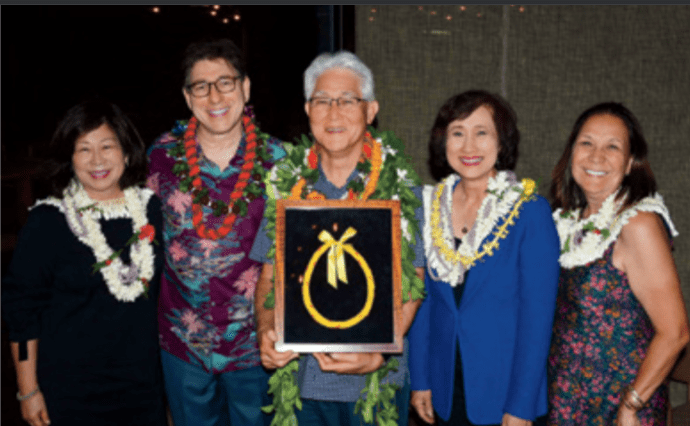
left=185, top=76, right=241, bottom=98
left=308, top=96, right=366, bottom=113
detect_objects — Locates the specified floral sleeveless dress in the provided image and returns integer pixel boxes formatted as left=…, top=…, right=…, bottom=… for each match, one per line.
left=547, top=244, right=667, bottom=425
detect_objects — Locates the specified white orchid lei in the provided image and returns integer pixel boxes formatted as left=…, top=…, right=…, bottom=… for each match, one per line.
left=33, top=180, right=156, bottom=302
left=423, top=170, right=537, bottom=286
left=553, top=189, right=678, bottom=268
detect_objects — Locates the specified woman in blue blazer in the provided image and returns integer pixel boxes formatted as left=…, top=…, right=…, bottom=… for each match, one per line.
left=408, top=91, right=560, bottom=426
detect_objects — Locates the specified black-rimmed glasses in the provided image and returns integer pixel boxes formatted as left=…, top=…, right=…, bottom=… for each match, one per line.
left=185, top=76, right=241, bottom=98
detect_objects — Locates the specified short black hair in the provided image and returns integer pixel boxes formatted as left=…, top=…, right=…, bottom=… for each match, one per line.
left=46, top=99, right=147, bottom=198
left=550, top=102, right=657, bottom=212
left=181, top=38, right=246, bottom=86
left=428, top=90, right=519, bottom=181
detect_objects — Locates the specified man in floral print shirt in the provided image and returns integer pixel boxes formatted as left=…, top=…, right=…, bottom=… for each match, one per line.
left=147, top=39, right=285, bottom=426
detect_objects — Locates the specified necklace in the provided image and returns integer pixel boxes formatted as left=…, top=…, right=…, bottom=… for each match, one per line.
left=425, top=171, right=536, bottom=286
left=262, top=127, right=426, bottom=426
left=290, top=132, right=382, bottom=200
left=167, top=112, right=270, bottom=240
left=59, top=181, right=155, bottom=302
left=554, top=190, right=677, bottom=268
left=268, top=128, right=422, bottom=266
left=267, top=127, right=423, bottom=295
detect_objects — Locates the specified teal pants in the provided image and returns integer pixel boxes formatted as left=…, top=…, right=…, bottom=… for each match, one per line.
left=161, top=350, right=270, bottom=426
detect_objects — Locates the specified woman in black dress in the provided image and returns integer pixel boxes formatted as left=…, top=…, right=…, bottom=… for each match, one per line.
left=2, top=100, right=166, bottom=426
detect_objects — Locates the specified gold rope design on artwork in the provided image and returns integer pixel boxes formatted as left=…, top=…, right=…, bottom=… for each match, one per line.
left=302, top=227, right=375, bottom=329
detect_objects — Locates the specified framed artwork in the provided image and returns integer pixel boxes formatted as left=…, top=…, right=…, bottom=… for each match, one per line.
left=274, top=199, right=403, bottom=353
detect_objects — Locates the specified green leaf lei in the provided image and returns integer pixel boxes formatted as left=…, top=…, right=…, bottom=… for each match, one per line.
left=261, top=127, right=425, bottom=425
left=165, top=118, right=274, bottom=217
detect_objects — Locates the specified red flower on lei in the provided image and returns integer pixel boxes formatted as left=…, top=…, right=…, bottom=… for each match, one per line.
left=138, top=224, right=156, bottom=242
left=291, top=132, right=380, bottom=201
left=183, top=115, right=261, bottom=240
left=307, top=149, right=318, bottom=169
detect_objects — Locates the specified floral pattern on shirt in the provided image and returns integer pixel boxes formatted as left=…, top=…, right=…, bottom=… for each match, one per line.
left=547, top=245, right=667, bottom=425
left=148, top=126, right=285, bottom=373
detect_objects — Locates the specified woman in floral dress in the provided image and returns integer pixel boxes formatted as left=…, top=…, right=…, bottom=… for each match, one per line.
left=2, top=100, right=166, bottom=426
left=408, top=90, right=561, bottom=426
left=548, top=102, right=689, bottom=426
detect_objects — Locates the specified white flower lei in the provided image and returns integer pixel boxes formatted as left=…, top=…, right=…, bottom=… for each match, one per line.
left=423, top=170, right=532, bottom=286
left=553, top=190, right=678, bottom=268
left=33, top=180, right=155, bottom=301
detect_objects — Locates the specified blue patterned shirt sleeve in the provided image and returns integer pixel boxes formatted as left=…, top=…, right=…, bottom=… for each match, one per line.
left=249, top=216, right=273, bottom=264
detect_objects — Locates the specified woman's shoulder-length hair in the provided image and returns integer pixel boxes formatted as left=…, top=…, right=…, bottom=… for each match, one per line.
left=45, top=99, right=147, bottom=198
left=550, top=102, right=657, bottom=212
left=428, top=90, right=519, bottom=182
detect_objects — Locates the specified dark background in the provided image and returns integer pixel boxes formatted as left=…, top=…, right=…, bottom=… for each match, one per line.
left=2, top=5, right=357, bottom=158
left=1, top=5, right=357, bottom=425
left=1, top=4, right=355, bottom=253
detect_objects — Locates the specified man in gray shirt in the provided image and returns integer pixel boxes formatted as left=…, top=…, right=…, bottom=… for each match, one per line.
left=249, top=50, right=425, bottom=425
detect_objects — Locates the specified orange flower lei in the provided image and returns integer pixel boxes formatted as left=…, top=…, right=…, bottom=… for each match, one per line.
left=289, top=132, right=382, bottom=201
left=183, top=115, right=260, bottom=240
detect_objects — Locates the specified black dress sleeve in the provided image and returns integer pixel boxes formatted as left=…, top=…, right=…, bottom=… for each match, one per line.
left=146, top=193, right=164, bottom=243
left=2, top=205, right=63, bottom=342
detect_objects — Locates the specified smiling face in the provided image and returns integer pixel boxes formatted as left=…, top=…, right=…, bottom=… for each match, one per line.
left=445, top=105, right=499, bottom=184
left=183, top=58, right=250, bottom=143
left=571, top=113, right=633, bottom=207
left=72, top=123, right=127, bottom=200
left=304, top=68, right=379, bottom=158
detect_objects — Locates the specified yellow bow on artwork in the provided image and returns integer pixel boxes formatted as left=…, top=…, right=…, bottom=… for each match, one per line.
left=317, top=227, right=358, bottom=289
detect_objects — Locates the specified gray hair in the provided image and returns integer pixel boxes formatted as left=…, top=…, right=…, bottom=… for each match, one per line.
left=303, top=51, right=375, bottom=101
